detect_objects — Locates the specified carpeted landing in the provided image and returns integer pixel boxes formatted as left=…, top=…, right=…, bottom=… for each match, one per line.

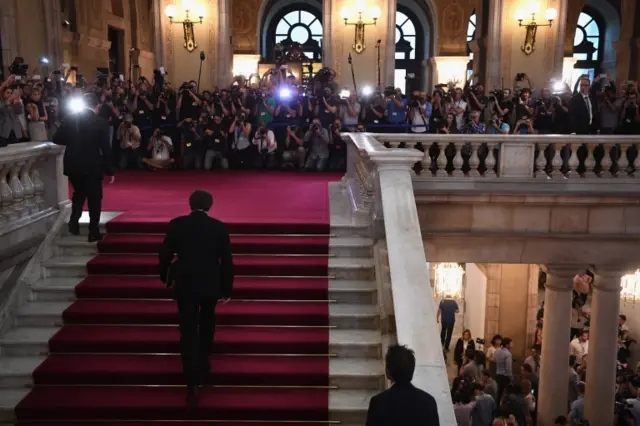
left=15, top=218, right=333, bottom=423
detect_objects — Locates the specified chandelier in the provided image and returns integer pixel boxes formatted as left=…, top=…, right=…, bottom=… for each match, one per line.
left=620, top=269, right=640, bottom=305
left=433, top=263, right=465, bottom=299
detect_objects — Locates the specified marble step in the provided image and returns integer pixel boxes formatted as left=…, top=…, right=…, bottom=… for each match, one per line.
left=31, top=277, right=377, bottom=305
left=0, top=387, right=374, bottom=425
left=0, top=355, right=383, bottom=390
left=330, top=223, right=370, bottom=238
left=15, top=301, right=380, bottom=330
left=0, top=327, right=383, bottom=359
left=41, top=255, right=375, bottom=280
left=56, top=235, right=374, bottom=258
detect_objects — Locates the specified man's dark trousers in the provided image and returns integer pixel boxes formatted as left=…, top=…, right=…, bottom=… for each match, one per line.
left=177, top=295, right=217, bottom=387
left=68, top=175, right=103, bottom=234
left=440, top=321, right=455, bottom=350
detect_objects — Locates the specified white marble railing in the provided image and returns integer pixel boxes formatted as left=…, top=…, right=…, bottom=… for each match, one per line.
left=373, top=133, right=640, bottom=180
left=0, top=142, right=68, bottom=234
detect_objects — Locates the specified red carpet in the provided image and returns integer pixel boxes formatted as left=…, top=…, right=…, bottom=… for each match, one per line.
left=16, top=171, right=334, bottom=423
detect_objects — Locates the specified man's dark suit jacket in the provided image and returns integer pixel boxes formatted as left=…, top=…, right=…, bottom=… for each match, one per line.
left=52, top=109, right=114, bottom=177
left=365, top=382, right=440, bottom=426
left=159, top=211, right=234, bottom=300
left=568, top=93, right=598, bottom=135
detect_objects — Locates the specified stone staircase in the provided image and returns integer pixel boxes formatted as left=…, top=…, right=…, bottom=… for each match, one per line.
left=0, top=213, right=386, bottom=425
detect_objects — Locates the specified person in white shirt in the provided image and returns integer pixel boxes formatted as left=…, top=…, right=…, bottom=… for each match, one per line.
left=340, top=92, right=360, bottom=130
left=408, top=92, right=430, bottom=133
left=569, top=330, right=589, bottom=367
left=143, top=128, right=174, bottom=170
left=451, top=88, right=468, bottom=131
left=252, top=121, right=277, bottom=169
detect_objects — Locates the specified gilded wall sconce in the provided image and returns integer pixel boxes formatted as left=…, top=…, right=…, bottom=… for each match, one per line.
left=340, top=5, right=380, bottom=54
left=515, top=3, right=557, bottom=55
left=165, top=1, right=205, bottom=52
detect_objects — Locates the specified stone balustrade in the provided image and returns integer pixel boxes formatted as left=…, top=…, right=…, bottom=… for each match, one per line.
left=373, top=133, right=640, bottom=180
left=0, top=142, right=67, bottom=234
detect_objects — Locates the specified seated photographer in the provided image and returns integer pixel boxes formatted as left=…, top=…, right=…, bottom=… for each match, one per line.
left=408, top=92, right=430, bottom=134
left=328, top=118, right=346, bottom=171
left=116, top=114, right=143, bottom=169
left=229, top=113, right=252, bottom=168
left=252, top=121, right=277, bottom=169
left=202, top=114, right=229, bottom=170
left=143, top=128, right=174, bottom=170
left=280, top=125, right=305, bottom=170
left=177, top=117, right=202, bottom=169
left=304, top=118, right=330, bottom=171
left=514, top=117, right=536, bottom=134
left=488, top=109, right=510, bottom=134
left=384, top=87, right=408, bottom=133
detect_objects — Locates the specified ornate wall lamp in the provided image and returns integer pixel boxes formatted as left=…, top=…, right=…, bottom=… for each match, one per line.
left=515, top=3, right=557, bottom=55
left=165, top=1, right=206, bottom=52
left=340, top=4, right=381, bottom=53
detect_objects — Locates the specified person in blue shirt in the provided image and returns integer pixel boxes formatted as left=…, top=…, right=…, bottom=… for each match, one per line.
left=514, top=118, right=536, bottom=134
left=488, top=110, right=510, bottom=134
left=385, top=87, right=408, bottom=133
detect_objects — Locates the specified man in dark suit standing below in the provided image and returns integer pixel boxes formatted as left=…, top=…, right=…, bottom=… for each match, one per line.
left=569, top=76, right=597, bottom=135
left=159, top=190, right=234, bottom=404
left=52, top=93, right=114, bottom=242
left=366, top=344, right=440, bottom=426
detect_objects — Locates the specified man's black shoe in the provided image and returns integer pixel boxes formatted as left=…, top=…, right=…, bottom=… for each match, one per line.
left=88, top=233, right=104, bottom=243
left=68, top=223, right=80, bottom=236
left=186, top=385, right=199, bottom=405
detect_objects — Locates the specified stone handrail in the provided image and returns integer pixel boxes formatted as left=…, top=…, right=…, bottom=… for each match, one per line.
left=373, top=133, right=640, bottom=181
left=0, top=142, right=68, bottom=235
left=342, top=132, right=456, bottom=425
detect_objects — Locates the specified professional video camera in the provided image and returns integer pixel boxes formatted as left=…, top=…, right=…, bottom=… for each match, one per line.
left=488, top=89, right=503, bottom=103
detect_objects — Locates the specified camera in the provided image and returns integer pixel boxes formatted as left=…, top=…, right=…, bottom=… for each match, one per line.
left=476, top=338, right=485, bottom=345
left=383, top=86, right=395, bottom=98
left=138, top=90, right=147, bottom=98
left=310, top=123, right=319, bottom=132
left=488, top=89, right=503, bottom=103
left=516, top=73, right=527, bottom=81
left=125, top=122, right=132, bottom=129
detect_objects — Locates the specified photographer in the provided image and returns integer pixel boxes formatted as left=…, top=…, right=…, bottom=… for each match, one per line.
left=24, top=87, right=48, bottom=141
left=340, top=91, right=360, bottom=130
left=97, top=88, right=121, bottom=147
left=464, top=110, right=486, bottom=134
left=428, top=92, right=448, bottom=134
left=303, top=118, right=330, bottom=171
left=328, top=118, right=346, bottom=171
left=252, top=121, right=277, bottom=169
left=384, top=87, right=408, bottom=133
left=143, top=128, right=174, bottom=170
left=116, top=114, right=142, bottom=169
left=177, top=116, right=202, bottom=169
left=280, top=125, right=305, bottom=170
left=202, top=114, right=229, bottom=170
left=534, top=88, right=554, bottom=134
left=315, top=86, right=339, bottom=128
left=514, top=88, right=534, bottom=123
left=0, top=76, right=24, bottom=146
left=514, top=117, right=536, bottom=134
left=619, top=90, right=640, bottom=135
left=300, top=88, right=317, bottom=128
left=361, top=92, right=385, bottom=128
left=451, top=88, right=468, bottom=132
left=465, top=76, right=488, bottom=118
left=488, top=109, right=510, bottom=135
left=599, top=85, right=623, bottom=134
left=408, top=91, right=430, bottom=134
left=229, top=113, right=252, bottom=168
left=256, top=87, right=276, bottom=125
left=154, top=89, right=173, bottom=129
left=176, top=82, right=202, bottom=121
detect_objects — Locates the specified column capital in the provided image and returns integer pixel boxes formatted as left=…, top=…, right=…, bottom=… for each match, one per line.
left=591, top=265, right=634, bottom=292
left=543, top=264, right=584, bottom=292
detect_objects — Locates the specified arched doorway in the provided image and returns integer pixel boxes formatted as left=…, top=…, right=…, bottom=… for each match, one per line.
left=571, top=7, right=605, bottom=85
left=394, top=6, right=424, bottom=94
left=264, top=5, right=323, bottom=61
left=466, top=11, right=476, bottom=81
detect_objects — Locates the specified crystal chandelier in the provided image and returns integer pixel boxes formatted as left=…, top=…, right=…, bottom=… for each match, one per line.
left=620, top=269, right=640, bottom=305
left=433, top=263, right=465, bottom=299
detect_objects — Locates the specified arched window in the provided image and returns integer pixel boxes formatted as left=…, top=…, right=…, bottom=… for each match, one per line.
left=572, top=8, right=604, bottom=85
left=394, top=7, right=423, bottom=93
left=266, top=7, right=323, bottom=61
left=466, top=12, right=476, bottom=81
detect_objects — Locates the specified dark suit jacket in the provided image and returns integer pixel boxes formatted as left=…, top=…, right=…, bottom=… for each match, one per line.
left=158, top=211, right=234, bottom=300
left=366, top=382, right=440, bottom=426
left=454, top=338, right=476, bottom=366
left=568, top=93, right=597, bottom=135
left=52, top=109, right=114, bottom=177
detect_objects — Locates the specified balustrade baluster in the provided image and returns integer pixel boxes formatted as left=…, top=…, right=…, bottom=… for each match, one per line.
left=600, top=145, right=613, bottom=178
left=9, top=162, right=25, bottom=218
left=21, top=160, right=35, bottom=214
left=550, top=145, right=564, bottom=179
left=567, top=144, right=580, bottom=178
left=31, top=157, right=45, bottom=209
left=485, top=143, right=496, bottom=177
left=618, top=144, right=629, bottom=177
left=468, top=143, right=480, bottom=177
left=0, top=164, right=13, bottom=224
left=452, top=142, right=464, bottom=177
left=535, top=145, right=548, bottom=179
left=583, top=144, right=596, bottom=178
left=436, top=143, right=448, bottom=177
left=633, top=143, right=640, bottom=177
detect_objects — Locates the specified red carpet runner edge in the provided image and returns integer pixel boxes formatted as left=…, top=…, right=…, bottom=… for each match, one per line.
left=15, top=219, right=332, bottom=423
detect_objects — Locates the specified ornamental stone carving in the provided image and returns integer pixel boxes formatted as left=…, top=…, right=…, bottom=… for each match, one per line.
left=232, top=0, right=261, bottom=53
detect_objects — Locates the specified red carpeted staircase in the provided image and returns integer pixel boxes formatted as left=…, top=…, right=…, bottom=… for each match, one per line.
left=15, top=218, right=333, bottom=424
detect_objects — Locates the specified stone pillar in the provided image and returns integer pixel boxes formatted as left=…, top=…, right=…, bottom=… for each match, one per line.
left=483, top=0, right=502, bottom=89
left=0, top=0, right=18, bottom=75
left=551, top=0, right=569, bottom=79
left=371, top=151, right=456, bottom=426
left=382, top=0, right=397, bottom=88
left=216, top=0, right=233, bottom=87
left=585, top=266, right=624, bottom=426
left=322, top=0, right=333, bottom=68
left=152, top=0, right=166, bottom=69
left=537, top=265, right=577, bottom=426
left=42, top=0, right=64, bottom=68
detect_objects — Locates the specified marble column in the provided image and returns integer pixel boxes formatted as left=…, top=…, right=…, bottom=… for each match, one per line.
left=585, top=266, right=624, bottom=426
left=537, top=265, right=577, bottom=426
left=216, top=0, right=233, bottom=87
left=152, top=0, right=166, bottom=68
left=370, top=151, right=456, bottom=426
left=483, top=0, right=502, bottom=90
left=322, top=0, right=333, bottom=69
left=0, top=0, right=18, bottom=74
left=551, top=0, right=569, bottom=79
left=382, top=0, right=397, bottom=88
left=42, top=0, right=64, bottom=68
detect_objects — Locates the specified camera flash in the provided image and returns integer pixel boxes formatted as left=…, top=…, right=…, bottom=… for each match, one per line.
left=362, top=86, right=373, bottom=96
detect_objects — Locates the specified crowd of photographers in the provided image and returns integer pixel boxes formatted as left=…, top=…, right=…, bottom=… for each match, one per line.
left=1, top=55, right=639, bottom=171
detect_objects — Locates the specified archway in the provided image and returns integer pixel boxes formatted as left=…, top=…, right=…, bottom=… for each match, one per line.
left=571, top=7, right=605, bottom=85
left=259, top=0, right=322, bottom=61
left=466, top=11, right=476, bottom=81
left=394, top=0, right=433, bottom=93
